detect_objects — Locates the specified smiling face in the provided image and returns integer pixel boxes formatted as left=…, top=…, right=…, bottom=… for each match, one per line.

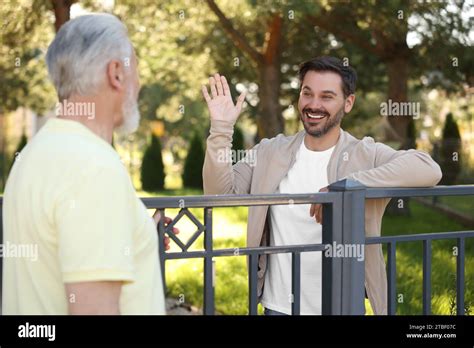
left=298, top=70, right=354, bottom=138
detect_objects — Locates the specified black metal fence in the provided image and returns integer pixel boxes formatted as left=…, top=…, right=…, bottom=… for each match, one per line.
left=1, top=179, right=473, bottom=315
left=142, top=180, right=474, bottom=315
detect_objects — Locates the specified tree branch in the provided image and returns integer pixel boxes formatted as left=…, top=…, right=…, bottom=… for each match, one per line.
left=205, top=0, right=264, bottom=64
left=308, top=11, right=386, bottom=58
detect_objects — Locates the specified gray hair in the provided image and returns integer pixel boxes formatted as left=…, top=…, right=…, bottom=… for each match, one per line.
left=46, top=13, right=133, bottom=100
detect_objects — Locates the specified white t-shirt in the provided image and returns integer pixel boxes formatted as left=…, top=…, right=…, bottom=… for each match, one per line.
left=261, top=140, right=335, bottom=315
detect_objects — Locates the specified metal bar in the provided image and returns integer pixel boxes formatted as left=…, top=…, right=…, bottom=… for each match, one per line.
left=345, top=188, right=366, bottom=315
left=203, top=208, right=214, bottom=315
left=163, top=243, right=327, bottom=260
left=366, top=230, right=474, bottom=244
left=163, top=209, right=187, bottom=251
left=248, top=253, right=259, bottom=315
left=142, top=192, right=340, bottom=209
left=456, top=238, right=465, bottom=315
left=291, top=252, right=301, bottom=315
left=182, top=208, right=205, bottom=231
left=422, top=240, right=432, bottom=315
left=330, top=179, right=366, bottom=315
left=387, top=242, right=397, bottom=315
left=183, top=228, right=204, bottom=251
left=157, top=209, right=166, bottom=294
left=322, top=201, right=337, bottom=315
left=365, top=185, right=474, bottom=199
left=0, top=198, right=3, bottom=300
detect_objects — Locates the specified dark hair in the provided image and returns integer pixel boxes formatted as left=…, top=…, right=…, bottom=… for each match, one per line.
left=298, top=56, right=357, bottom=98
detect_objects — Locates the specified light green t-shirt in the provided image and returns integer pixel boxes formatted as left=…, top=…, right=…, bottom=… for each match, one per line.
left=2, top=117, right=165, bottom=314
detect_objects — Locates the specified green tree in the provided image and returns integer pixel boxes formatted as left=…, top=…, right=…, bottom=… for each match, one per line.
left=182, top=132, right=205, bottom=189
left=309, top=0, right=472, bottom=148
left=440, top=113, right=462, bottom=185
left=140, top=134, right=165, bottom=192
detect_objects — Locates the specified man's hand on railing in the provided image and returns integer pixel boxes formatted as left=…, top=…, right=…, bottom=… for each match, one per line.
left=153, top=210, right=179, bottom=251
left=310, top=187, right=329, bottom=224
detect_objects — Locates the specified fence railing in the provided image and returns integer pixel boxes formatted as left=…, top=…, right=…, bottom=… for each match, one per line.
left=142, top=180, right=474, bottom=315
left=0, top=180, right=473, bottom=315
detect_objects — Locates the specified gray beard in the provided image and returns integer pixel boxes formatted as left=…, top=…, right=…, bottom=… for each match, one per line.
left=301, top=105, right=345, bottom=138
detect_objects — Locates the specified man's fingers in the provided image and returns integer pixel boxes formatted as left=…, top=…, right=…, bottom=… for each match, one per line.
left=164, top=216, right=172, bottom=225
left=221, top=76, right=230, bottom=96
left=236, top=90, right=246, bottom=113
left=209, top=77, right=218, bottom=98
left=316, top=205, right=323, bottom=224
left=310, top=204, right=316, bottom=217
left=202, top=85, right=211, bottom=103
left=214, top=73, right=224, bottom=96
left=152, top=210, right=161, bottom=225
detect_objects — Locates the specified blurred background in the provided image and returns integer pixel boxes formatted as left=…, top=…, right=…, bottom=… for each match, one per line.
left=0, top=0, right=473, bottom=315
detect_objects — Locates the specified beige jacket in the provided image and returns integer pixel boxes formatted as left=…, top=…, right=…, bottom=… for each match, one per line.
left=203, top=119, right=442, bottom=315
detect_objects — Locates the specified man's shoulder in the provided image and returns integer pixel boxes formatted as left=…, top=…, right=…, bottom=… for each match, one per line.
left=342, top=130, right=386, bottom=153
left=16, top=127, right=127, bottom=189
left=33, top=127, right=121, bottom=167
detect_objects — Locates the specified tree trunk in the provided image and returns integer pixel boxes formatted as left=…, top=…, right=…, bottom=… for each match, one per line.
left=256, top=63, right=284, bottom=140
left=51, top=0, right=73, bottom=32
left=384, top=49, right=413, bottom=216
left=384, top=47, right=413, bottom=149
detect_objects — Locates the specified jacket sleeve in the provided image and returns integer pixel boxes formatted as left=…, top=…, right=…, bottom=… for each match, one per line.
left=347, top=142, right=443, bottom=187
left=202, top=119, right=256, bottom=195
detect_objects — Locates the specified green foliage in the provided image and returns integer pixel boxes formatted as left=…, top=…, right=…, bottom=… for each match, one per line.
left=140, top=135, right=165, bottom=192
left=0, top=0, right=55, bottom=114
left=182, top=132, right=205, bottom=189
left=440, top=113, right=462, bottom=185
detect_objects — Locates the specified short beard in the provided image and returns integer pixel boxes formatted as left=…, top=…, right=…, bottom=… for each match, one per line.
left=116, top=87, right=140, bottom=135
left=301, top=105, right=345, bottom=138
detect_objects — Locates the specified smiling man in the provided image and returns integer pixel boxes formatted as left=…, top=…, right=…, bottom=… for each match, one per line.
left=202, top=56, right=442, bottom=315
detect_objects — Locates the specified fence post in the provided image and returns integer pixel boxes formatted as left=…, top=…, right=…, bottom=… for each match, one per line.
left=0, top=198, right=3, bottom=300
left=328, top=179, right=366, bottom=315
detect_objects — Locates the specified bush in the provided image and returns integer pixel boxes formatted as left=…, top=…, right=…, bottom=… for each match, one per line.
left=140, top=134, right=165, bottom=192
left=440, top=113, right=462, bottom=185
left=182, top=132, right=205, bottom=189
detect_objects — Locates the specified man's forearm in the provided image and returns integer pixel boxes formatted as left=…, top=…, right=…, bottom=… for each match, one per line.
left=347, top=150, right=442, bottom=187
left=203, top=120, right=235, bottom=195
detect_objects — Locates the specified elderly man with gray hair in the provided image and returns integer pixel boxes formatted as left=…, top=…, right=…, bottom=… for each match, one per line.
left=2, top=13, right=174, bottom=315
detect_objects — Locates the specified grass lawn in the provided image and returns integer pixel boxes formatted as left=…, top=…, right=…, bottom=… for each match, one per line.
left=436, top=195, right=474, bottom=217
left=149, top=191, right=474, bottom=315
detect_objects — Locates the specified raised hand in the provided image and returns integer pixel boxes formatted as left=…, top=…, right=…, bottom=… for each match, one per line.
left=202, top=73, right=246, bottom=124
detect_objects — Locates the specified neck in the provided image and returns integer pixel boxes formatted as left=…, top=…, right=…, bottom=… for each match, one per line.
left=304, top=126, right=341, bottom=151
left=56, top=95, right=114, bottom=144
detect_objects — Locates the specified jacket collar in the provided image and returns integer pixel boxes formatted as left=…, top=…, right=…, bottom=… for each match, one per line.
left=287, top=128, right=352, bottom=183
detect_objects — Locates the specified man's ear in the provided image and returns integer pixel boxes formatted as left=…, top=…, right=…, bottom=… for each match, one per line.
left=107, top=59, right=125, bottom=91
left=344, top=94, right=355, bottom=113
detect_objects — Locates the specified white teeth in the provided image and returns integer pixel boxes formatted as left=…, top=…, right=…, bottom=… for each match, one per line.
left=307, top=113, right=325, bottom=119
